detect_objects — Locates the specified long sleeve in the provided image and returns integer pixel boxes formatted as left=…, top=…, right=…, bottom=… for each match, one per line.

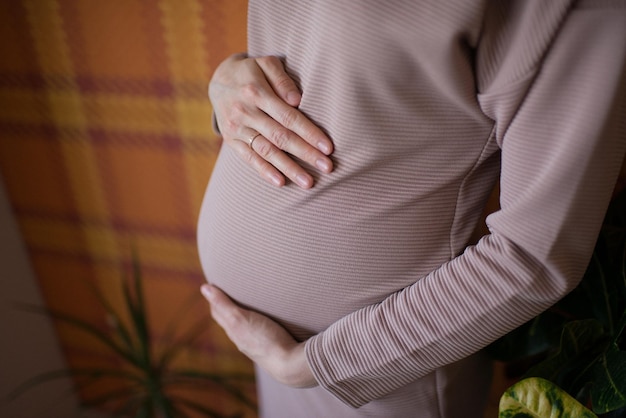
left=305, top=3, right=626, bottom=408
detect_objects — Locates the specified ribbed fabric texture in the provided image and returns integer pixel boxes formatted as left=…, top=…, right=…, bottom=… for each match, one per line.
left=197, top=0, right=626, bottom=416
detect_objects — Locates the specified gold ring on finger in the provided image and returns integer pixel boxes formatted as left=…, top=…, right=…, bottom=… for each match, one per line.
left=248, top=132, right=261, bottom=149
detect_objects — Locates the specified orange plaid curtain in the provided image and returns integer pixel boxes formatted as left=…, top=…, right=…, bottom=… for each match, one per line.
left=0, top=0, right=253, bottom=416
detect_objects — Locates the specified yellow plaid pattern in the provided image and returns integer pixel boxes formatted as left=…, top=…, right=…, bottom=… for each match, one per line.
left=0, top=0, right=254, bottom=416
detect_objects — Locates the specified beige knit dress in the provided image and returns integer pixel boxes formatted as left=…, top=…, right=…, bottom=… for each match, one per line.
left=197, top=1, right=626, bottom=416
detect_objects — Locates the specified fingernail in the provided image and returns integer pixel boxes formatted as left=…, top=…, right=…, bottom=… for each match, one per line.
left=316, top=158, right=331, bottom=172
left=318, top=142, right=331, bottom=154
left=201, top=284, right=213, bottom=300
left=296, top=174, right=312, bottom=188
left=269, top=173, right=283, bottom=187
left=287, top=91, right=301, bottom=106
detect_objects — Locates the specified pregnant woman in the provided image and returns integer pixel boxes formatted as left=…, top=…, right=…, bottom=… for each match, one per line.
left=197, top=1, right=626, bottom=416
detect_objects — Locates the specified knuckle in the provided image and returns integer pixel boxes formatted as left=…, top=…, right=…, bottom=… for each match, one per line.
left=229, top=102, right=247, bottom=119
left=255, top=139, right=275, bottom=159
left=278, top=108, right=298, bottom=127
left=242, top=149, right=259, bottom=167
left=274, top=75, right=294, bottom=90
left=223, top=116, right=239, bottom=134
left=222, top=103, right=247, bottom=133
left=257, top=55, right=280, bottom=68
left=240, top=82, right=262, bottom=101
left=225, top=309, right=244, bottom=329
left=255, top=55, right=270, bottom=66
left=270, top=128, right=291, bottom=149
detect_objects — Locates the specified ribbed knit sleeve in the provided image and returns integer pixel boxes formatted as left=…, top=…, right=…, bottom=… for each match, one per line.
left=305, top=3, right=626, bottom=408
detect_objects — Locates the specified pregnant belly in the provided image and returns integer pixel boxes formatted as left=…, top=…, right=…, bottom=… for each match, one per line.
left=197, top=149, right=452, bottom=340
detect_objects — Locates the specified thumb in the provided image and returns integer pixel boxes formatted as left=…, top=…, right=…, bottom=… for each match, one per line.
left=200, top=283, right=215, bottom=302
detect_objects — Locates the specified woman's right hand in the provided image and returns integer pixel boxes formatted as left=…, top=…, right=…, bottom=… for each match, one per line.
left=208, top=54, right=334, bottom=189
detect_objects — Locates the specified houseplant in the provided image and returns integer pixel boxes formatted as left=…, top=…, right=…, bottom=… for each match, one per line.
left=499, top=377, right=597, bottom=417
left=490, top=190, right=626, bottom=416
left=9, top=253, right=256, bottom=418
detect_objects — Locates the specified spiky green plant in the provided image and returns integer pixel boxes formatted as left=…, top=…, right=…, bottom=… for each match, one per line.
left=9, top=255, right=256, bottom=418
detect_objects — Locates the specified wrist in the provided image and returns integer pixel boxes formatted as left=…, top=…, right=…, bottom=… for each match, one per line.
left=279, top=342, right=317, bottom=388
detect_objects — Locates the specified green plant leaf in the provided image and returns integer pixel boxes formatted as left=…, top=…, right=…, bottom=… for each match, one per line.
left=131, top=249, right=149, bottom=347
left=14, top=303, right=141, bottom=367
left=85, top=277, right=138, bottom=356
left=156, top=316, right=211, bottom=370
left=554, top=229, right=624, bottom=338
left=580, top=251, right=616, bottom=333
left=590, top=344, right=626, bottom=413
left=615, top=310, right=626, bottom=343
left=588, top=191, right=626, bottom=337
left=524, top=319, right=608, bottom=394
left=499, top=377, right=597, bottom=418
left=160, top=290, right=204, bottom=343
left=487, top=311, right=565, bottom=362
left=121, top=256, right=151, bottom=368
left=152, top=285, right=211, bottom=370
left=145, top=376, right=176, bottom=418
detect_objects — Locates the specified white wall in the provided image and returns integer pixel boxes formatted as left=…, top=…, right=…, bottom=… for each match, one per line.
left=0, top=175, right=106, bottom=418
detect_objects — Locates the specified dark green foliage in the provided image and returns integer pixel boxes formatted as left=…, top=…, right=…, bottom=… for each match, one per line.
left=489, top=191, right=626, bottom=415
left=499, top=412, right=535, bottom=418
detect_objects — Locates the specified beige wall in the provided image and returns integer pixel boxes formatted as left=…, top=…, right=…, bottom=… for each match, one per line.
left=0, top=174, right=105, bottom=418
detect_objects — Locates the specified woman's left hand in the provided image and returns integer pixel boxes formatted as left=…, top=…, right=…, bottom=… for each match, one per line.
left=201, top=284, right=317, bottom=388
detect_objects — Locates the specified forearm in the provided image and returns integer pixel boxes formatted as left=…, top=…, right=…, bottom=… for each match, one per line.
left=305, top=3, right=626, bottom=407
